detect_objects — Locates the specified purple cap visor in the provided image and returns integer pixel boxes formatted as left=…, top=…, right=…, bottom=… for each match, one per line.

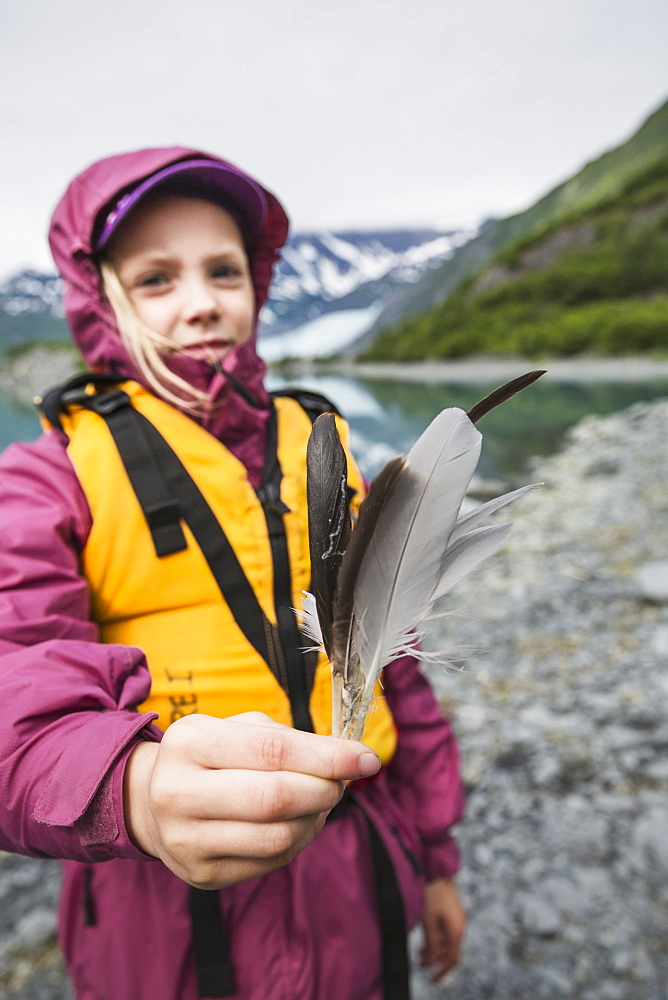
left=94, top=159, right=268, bottom=251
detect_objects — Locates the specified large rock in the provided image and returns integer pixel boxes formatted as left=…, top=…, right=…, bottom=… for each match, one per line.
left=635, top=560, right=668, bottom=603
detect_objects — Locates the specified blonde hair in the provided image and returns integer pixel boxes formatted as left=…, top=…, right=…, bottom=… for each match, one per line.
left=100, top=261, right=211, bottom=413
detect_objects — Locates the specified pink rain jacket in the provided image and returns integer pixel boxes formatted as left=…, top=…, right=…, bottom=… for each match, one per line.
left=0, top=148, right=465, bottom=1000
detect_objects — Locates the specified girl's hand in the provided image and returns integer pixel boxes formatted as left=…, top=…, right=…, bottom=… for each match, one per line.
left=420, top=877, right=467, bottom=982
left=123, top=712, right=380, bottom=889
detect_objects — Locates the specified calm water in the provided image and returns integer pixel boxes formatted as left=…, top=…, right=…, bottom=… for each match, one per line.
left=268, top=372, right=668, bottom=481
left=0, top=396, right=46, bottom=451
left=4, top=372, right=666, bottom=483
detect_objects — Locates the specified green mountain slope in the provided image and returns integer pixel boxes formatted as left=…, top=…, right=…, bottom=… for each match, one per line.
left=363, top=98, right=668, bottom=360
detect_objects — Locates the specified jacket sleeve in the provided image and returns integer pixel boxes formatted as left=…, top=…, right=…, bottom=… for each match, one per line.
left=0, top=430, right=161, bottom=862
left=382, top=654, right=465, bottom=881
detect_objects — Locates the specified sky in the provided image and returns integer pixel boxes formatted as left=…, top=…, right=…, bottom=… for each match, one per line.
left=1, top=0, right=667, bottom=280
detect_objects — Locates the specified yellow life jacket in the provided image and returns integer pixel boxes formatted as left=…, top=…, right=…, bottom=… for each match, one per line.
left=54, top=380, right=398, bottom=763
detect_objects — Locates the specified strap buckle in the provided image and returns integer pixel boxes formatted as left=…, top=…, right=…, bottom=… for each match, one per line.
left=257, top=482, right=291, bottom=516
left=89, top=389, right=132, bottom=415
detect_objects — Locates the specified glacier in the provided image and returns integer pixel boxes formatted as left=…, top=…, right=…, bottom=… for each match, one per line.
left=258, top=303, right=384, bottom=361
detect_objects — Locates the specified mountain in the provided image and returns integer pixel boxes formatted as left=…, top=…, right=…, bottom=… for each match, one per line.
left=260, top=229, right=468, bottom=335
left=0, top=270, right=68, bottom=351
left=360, top=97, right=668, bottom=357
left=0, top=229, right=467, bottom=359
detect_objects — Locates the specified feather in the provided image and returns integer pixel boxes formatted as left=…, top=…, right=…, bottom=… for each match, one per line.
left=306, top=413, right=351, bottom=657
left=332, top=456, right=406, bottom=639
left=332, top=408, right=484, bottom=737
left=299, top=589, right=324, bottom=649
left=328, top=455, right=406, bottom=738
left=304, top=372, right=544, bottom=741
left=466, top=369, right=546, bottom=424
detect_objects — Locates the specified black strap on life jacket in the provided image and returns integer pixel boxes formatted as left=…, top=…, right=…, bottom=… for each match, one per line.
left=188, top=790, right=412, bottom=1000
left=188, top=887, right=235, bottom=997
left=87, top=387, right=190, bottom=558
left=259, top=402, right=315, bottom=733
left=41, top=371, right=126, bottom=429
left=93, top=389, right=279, bottom=668
left=269, top=386, right=342, bottom=421
left=328, top=790, right=411, bottom=1000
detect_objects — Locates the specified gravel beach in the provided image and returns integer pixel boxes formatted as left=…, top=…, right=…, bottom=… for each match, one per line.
left=1, top=395, right=667, bottom=1000
left=414, top=395, right=668, bottom=1000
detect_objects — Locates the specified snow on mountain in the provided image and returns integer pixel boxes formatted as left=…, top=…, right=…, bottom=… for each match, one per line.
left=272, top=232, right=455, bottom=300
left=260, top=229, right=470, bottom=344
left=0, top=270, right=64, bottom=318
left=0, top=227, right=471, bottom=360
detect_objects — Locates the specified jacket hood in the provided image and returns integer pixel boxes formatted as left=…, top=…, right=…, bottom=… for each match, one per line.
left=48, top=148, right=290, bottom=484
left=49, top=146, right=289, bottom=377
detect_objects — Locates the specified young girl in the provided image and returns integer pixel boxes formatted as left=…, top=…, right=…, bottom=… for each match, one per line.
left=0, top=147, right=466, bottom=1000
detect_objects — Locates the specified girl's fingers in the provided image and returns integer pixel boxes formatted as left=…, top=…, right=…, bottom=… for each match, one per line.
left=180, top=816, right=326, bottom=890
left=163, top=712, right=380, bottom=781
left=155, top=767, right=344, bottom=823
left=174, top=813, right=323, bottom=864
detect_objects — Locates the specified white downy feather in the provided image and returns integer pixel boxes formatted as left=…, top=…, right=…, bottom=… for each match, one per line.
left=299, top=590, right=324, bottom=648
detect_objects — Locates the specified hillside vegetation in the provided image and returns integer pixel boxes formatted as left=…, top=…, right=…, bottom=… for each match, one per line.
left=363, top=100, right=668, bottom=360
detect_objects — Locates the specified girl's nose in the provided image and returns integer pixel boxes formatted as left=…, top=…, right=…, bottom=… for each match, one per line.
left=183, top=279, right=221, bottom=324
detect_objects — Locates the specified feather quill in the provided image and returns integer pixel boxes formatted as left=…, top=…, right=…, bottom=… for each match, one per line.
left=304, top=372, right=544, bottom=740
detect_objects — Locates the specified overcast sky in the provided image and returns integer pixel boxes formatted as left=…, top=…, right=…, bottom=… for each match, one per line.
left=1, top=0, right=667, bottom=279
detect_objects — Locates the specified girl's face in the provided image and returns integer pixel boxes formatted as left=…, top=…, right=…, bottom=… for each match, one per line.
left=107, top=194, right=255, bottom=363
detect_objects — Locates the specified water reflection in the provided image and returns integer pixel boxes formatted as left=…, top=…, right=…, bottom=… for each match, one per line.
left=0, top=396, right=43, bottom=451
left=2, top=374, right=667, bottom=483
left=268, top=373, right=668, bottom=481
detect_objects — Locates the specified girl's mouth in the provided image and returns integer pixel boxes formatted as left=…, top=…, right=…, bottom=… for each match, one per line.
left=182, top=340, right=233, bottom=361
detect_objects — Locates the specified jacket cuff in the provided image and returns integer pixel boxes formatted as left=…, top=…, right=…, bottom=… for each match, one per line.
left=33, top=711, right=161, bottom=860
left=74, top=730, right=163, bottom=860
left=422, top=832, right=461, bottom=882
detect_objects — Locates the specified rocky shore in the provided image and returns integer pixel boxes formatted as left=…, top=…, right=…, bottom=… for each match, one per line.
left=1, top=397, right=667, bottom=1000
left=298, top=354, right=668, bottom=384
left=414, top=396, right=668, bottom=1000
left=0, top=346, right=79, bottom=407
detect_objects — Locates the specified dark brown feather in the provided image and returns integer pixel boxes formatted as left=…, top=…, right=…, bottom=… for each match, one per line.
left=466, top=370, right=546, bottom=425
left=330, top=455, right=405, bottom=675
left=306, top=414, right=351, bottom=657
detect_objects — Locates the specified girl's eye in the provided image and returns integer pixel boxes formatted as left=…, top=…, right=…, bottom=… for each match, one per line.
left=138, top=273, right=169, bottom=288
left=212, top=264, right=242, bottom=280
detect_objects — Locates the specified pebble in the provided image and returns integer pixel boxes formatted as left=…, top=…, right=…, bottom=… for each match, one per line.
left=518, top=895, right=562, bottom=936
left=13, top=909, right=57, bottom=951
left=635, top=560, right=668, bottom=603
left=650, top=625, right=668, bottom=657
left=631, top=807, right=668, bottom=871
